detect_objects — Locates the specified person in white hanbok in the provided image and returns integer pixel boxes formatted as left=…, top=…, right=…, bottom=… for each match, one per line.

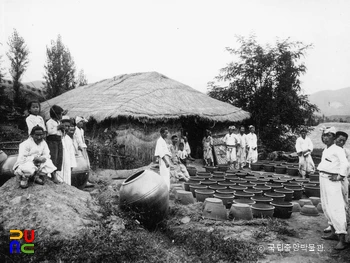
left=318, top=127, right=349, bottom=250
left=60, top=117, right=77, bottom=185
left=13, top=126, right=56, bottom=188
left=223, top=126, right=239, bottom=169
left=295, top=128, right=315, bottom=178
left=236, top=126, right=248, bottom=169
left=246, top=125, right=258, bottom=167
left=155, top=127, right=171, bottom=190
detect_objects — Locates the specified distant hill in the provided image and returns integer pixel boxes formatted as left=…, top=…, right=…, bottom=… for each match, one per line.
left=0, top=79, right=47, bottom=99
left=309, top=87, right=350, bottom=117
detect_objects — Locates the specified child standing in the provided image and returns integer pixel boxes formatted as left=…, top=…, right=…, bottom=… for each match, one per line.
left=46, top=105, right=65, bottom=183
left=61, top=117, right=77, bottom=185
left=26, top=101, right=46, bottom=135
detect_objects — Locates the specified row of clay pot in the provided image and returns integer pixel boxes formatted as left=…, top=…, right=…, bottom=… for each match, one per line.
left=184, top=177, right=320, bottom=201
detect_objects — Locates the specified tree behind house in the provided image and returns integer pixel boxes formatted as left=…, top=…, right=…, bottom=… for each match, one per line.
left=208, top=35, right=318, bottom=151
left=6, top=29, right=30, bottom=105
left=44, top=35, right=76, bottom=98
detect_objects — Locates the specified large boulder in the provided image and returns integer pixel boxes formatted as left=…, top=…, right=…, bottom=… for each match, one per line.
left=0, top=176, right=101, bottom=241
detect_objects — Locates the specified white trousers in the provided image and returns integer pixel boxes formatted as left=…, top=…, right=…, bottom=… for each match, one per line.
left=159, top=159, right=170, bottom=190
left=298, top=155, right=315, bottom=176
left=247, top=148, right=258, bottom=164
left=226, top=147, right=237, bottom=162
left=320, top=173, right=347, bottom=234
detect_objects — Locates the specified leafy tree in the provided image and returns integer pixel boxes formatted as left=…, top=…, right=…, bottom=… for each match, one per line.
left=76, top=69, right=88, bottom=87
left=44, top=35, right=76, bottom=98
left=6, top=29, right=30, bottom=105
left=208, top=35, right=318, bottom=151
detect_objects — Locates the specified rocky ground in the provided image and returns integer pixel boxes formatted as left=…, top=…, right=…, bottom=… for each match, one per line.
left=0, top=161, right=349, bottom=263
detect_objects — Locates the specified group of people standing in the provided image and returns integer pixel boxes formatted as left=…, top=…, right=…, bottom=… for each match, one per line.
left=202, top=125, right=258, bottom=169
left=13, top=101, right=90, bottom=189
left=298, top=126, right=350, bottom=250
left=154, top=128, right=193, bottom=190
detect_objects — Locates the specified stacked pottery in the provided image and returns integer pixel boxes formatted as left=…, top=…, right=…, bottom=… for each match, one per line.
left=195, top=189, right=215, bottom=202
left=264, top=192, right=285, bottom=202
left=271, top=201, right=293, bottom=218
left=251, top=203, right=275, bottom=218
left=252, top=196, right=273, bottom=204
left=300, top=204, right=319, bottom=216
left=239, top=182, right=257, bottom=189
left=267, top=183, right=284, bottom=192
left=274, top=165, right=287, bottom=174
left=304, top=185, right=321, bottom=198
left=187, top=166, right=197, bottom=177
left=229, top=203, right=253, bottom=220
left=203, top=198, right=227, bottom=220
left=287, top=167, right=299, bottom=176
left=233, top=199, right=255, bottom=205
left=291, top=201, right=302, bottom=212
left=234, top=191, right=254, bottom=200
left=204, top=166, right=218, bottom=173
left=263, top=164, right=275, bottom=173
left=309, top=197, right=321, bottom=207
left=217, top=188, right=235, bottom=195
left=209, top=185, right=227, bottom=192
left=298, top=198, right=313, bottom=207
left=250, top=163, right=262, bottom=171
left=175, top=190, right=195, bottom=205
left=285, top=185, right=303, bottom=200
left=244, top=189, right=263, bottom=197
left=229, top=185, right=248, bottom=192
left=200, top=181, right=217, bottom=187
left=275, top=189, right=294, bottom=202
left=253, top=185, right=272, bottom=194
left=214, top=193, right=235, bottom=209
left=190, top=184, right=207, bottom=197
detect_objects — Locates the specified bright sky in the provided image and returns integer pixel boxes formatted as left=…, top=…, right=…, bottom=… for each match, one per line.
left=1, top=0, right=349, bottom=95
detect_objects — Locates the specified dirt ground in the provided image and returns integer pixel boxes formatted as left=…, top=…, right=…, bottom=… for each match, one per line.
left=86, top=161, right=350, bottom=263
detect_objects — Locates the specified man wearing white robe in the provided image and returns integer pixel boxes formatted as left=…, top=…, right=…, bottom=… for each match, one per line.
left=318, top=127, right=348, bottom=250
left=236, top=126, right=248, bottom=169
left=246, top=125, right=258, bottom=167
left=223, top=126, right=239, bottom=170
left=295, top=129, right=315, bottom=178
left=155, top=127, right=171, bottom=190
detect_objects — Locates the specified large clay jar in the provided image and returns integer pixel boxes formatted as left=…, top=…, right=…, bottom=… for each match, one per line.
left=0, top=153, right=17, bottom=186
left=229, top=203, right=253, bottom=220
left=71, top=155, right=90, bottom=189
left=119, top=169, right=169, bottom=230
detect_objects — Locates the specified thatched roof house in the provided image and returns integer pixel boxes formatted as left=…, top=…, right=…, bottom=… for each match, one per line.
left=41, top=72, right=250, bottom=167
left=41, top=72, right=249, bottom=122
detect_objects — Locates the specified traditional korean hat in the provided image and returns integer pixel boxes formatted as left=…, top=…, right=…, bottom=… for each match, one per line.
left=249, top=125, right=255, bottom=129
left=323, top=126, right=336, bottom=135
left=76, top=116, right=88, bottom=124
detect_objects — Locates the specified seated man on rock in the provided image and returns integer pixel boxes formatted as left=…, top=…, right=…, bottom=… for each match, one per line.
left=13, top=125, right=57, bottom=188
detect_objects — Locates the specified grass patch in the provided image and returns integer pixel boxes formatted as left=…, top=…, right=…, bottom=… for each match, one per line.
left=162, top=225, right=264, bottom=263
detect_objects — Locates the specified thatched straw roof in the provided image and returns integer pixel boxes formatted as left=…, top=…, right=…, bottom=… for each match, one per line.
left=40, top=72, right=250, bottom=123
